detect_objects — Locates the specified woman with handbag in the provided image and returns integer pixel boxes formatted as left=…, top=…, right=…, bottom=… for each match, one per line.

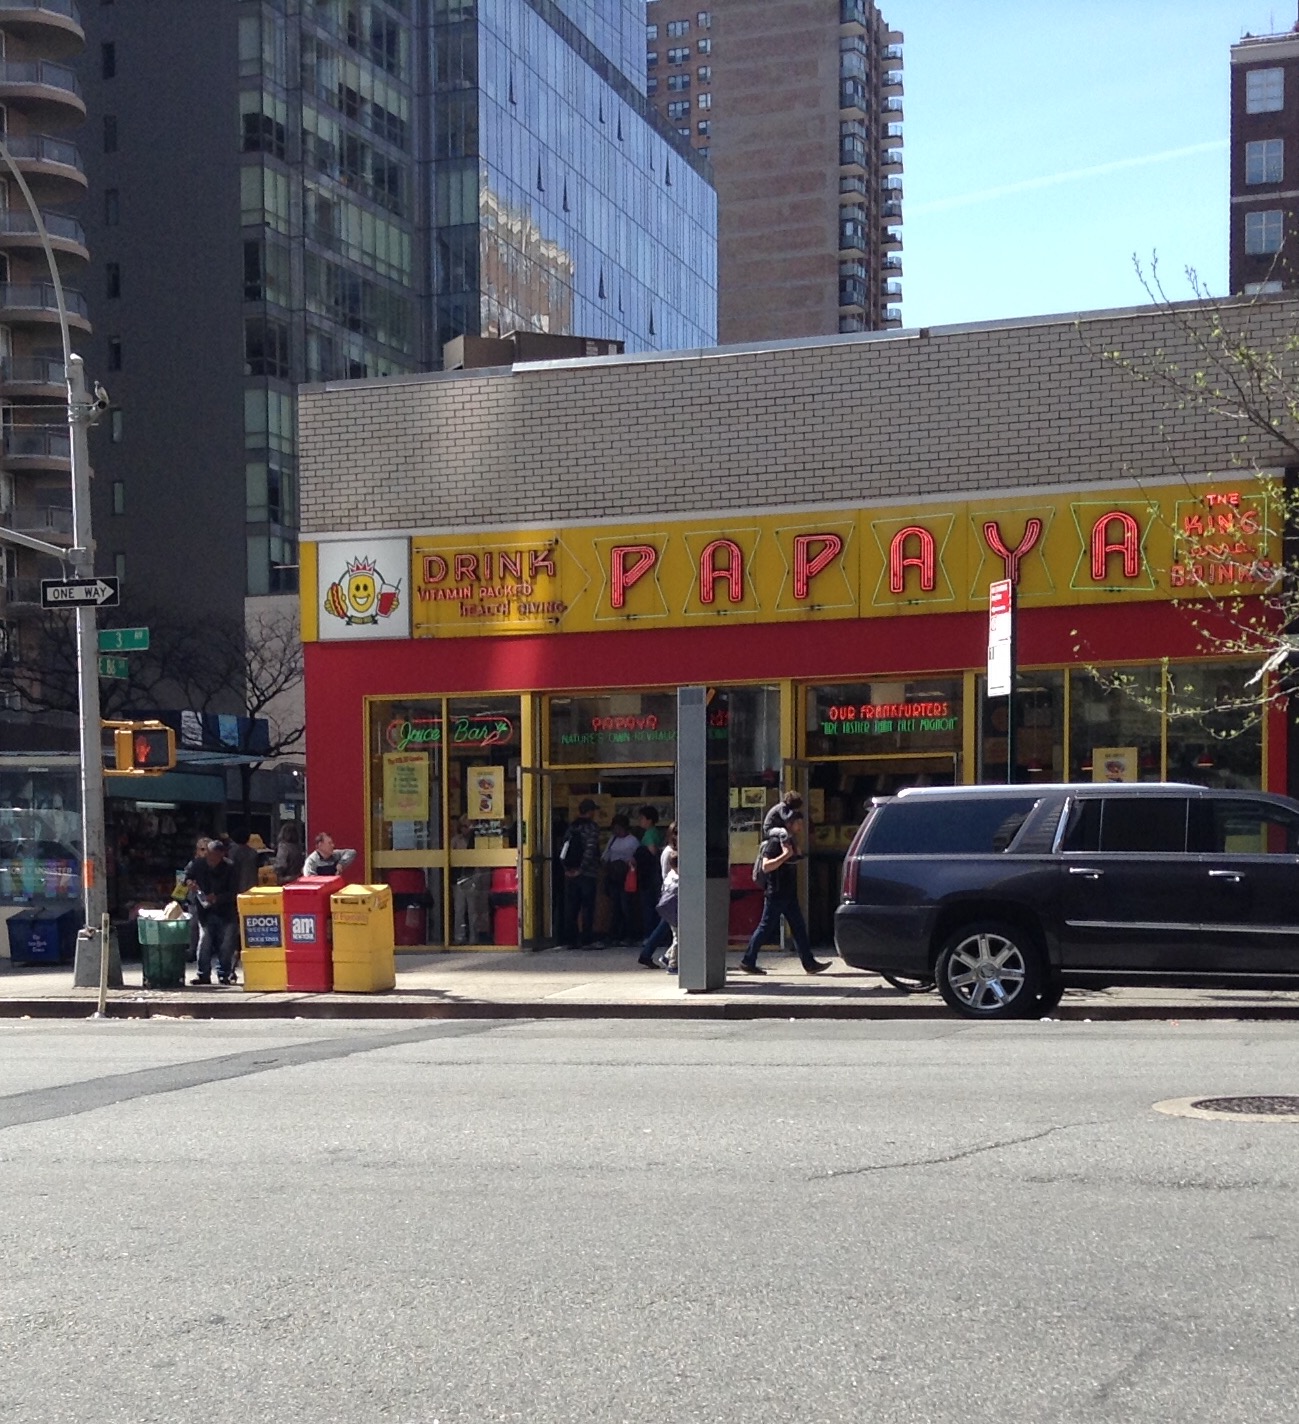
left=600, top=814, right=640, bottom=945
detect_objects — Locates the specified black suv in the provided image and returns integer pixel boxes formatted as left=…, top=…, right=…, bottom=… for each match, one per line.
left=834, top=782, right=1299, bottom=1019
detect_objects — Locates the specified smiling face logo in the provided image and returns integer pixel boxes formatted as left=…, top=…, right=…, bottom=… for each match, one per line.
left=324, top=556, right=401, bottom=626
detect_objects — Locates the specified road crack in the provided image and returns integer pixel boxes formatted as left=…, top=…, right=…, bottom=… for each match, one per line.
left=816, top=1118, right=1111, bottom=1179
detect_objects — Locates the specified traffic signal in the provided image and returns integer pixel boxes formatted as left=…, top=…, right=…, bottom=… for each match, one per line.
left=112, top=723, right=175, bottom=773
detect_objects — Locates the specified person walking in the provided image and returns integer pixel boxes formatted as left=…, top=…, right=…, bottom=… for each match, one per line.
left=737, top=810, right=831, bottom=976
left=227, top=828, right=261, bottom=895
left=560, top=799, right=602, bottom=948
left=634, top=805, right=665, bottom=939
left=638, top=821, right=677, bottom=967
left=656, top=847, right=680, bottom=972
left=182, top=835, right=209, bottom=964
left=186, top=837, right=241, bottom=985
left=274, top=822, right=305, bottom=882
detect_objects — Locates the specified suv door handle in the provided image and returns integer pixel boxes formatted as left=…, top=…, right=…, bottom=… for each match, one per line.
left=1208, top=869, right=1245, bottom=882
left=1068, top=867, right=1103, bottom=879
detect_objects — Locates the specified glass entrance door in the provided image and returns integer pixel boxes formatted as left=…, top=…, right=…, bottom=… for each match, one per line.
left=517, top=765, right=560, bottom=950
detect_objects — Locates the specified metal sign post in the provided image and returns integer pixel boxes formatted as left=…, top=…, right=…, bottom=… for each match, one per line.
left=676, top=686, right=729, bottom=992
left=987, top=578, right=1017, bottom=783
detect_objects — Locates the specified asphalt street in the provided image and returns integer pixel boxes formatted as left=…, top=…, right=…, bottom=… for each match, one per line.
left=1, top=1017, right=1297, bottom=1423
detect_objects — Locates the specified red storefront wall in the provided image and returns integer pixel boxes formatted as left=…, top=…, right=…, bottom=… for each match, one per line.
left=304, top=600, right=1288, bottom=877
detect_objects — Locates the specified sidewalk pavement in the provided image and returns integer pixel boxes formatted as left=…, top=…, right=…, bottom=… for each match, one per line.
left=3, top=947, right=1299, bottom=1021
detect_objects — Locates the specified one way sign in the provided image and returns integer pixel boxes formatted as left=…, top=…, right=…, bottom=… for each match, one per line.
left=40, top=577, right=120, bottom=609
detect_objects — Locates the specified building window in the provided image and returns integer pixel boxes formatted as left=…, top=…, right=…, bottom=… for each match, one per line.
left=698, top=91, right=712, bottom=110
left=697, top=10, right=711, bottom=25
left=647, top=50, right=657, bottom=68
left=245, top=318, right=290, bottom=379
left=105, top=263, right=121, bottom=299
left=667, top=45, right=689, bottom=64
left=646, top=23, right=658, bottom=40
left=666, top=99, right=690, bottom=120
left=111, top=409, right=123, bottom=442
left=666, top=19, right=689, bottom=37
left=1244, top=279, right=1285, bottom=294
left=696, top=119, right=710, bottom=136
left=697, top=37, right=711, bottom=54
left=114, top=552, right=126, bottom=584
left=1245, top=208, right=1284, bottom=254
left=101, top=41, right=116, bottom=78
left=1246, top=67, right=1284, bottom=113
left=647, top=76, right=658, bottom=94
left=106, top=337, right=122, bottom=371
left=112, top=481, right=124, bottom=514
left=104, top=189, right=119, bottom=226
left=103, top=115, right=118, bottom=153
left=677, top=125, right=690, bottom=137
left=1245, top=138, right=1284, bottom=185
left=697, top=65, right=712, bottom=81
left=666, top=73, right=690, bottom=92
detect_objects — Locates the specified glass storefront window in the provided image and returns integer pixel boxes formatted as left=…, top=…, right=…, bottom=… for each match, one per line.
left=978, top=670, right=1065, bottom=783
left=0, top=762, right=81, bottom=906
left=447, top=695, right=520, bottom=848
left=548, top=691, right=677, bottom=765
left=1068, top=667, right=1164, bottom=782
left=1166, top=662, right=1262, bottom=789
left=371, top=697, right=443, bottom=851
left=804, top=679, right=962, bottom=760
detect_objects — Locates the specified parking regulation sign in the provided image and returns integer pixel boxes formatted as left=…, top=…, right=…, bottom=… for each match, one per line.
left=987, top=579, right=1014, bottom=697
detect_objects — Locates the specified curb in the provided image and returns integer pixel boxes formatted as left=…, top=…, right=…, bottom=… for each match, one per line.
left=3, top=997, right=1299, bottom=1022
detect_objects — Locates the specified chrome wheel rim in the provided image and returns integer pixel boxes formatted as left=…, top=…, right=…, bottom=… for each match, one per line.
left=945, top=931, right=1026, bottom=1011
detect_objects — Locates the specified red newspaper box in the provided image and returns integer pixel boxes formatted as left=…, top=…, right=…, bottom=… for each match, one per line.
left=282, top=875, right=346, bottom=991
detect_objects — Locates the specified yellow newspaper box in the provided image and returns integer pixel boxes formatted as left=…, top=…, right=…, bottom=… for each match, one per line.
left=329, top=884, right=396, bottom=993
left=237, top=886, right=287, bottom=992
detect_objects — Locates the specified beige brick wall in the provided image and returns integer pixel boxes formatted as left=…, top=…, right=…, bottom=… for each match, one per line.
left=299, top=300, right=1299, bottom=536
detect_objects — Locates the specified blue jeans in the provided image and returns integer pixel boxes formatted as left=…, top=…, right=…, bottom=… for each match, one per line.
left=741, top=892, right=815, bottom=969
left=640, top=916, right=671, bottom=960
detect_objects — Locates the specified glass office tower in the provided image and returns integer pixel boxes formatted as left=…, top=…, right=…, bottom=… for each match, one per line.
left=433, top=0, right=717, bottom=353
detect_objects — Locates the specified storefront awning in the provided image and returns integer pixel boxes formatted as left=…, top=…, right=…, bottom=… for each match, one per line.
left=104, top=770, right=226, bottom=803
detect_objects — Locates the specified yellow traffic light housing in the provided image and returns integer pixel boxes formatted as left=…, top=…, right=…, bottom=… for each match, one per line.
left=109, top=722, right=175, bottom=774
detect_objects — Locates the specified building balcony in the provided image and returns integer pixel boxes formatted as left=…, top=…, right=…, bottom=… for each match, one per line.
left=884, top=253, right=903, bottom=273
left=882, top=226, right=902, bottom=250
left=881, top=148, right=903, bottom=174
left=882, top=96, right=904, bottom=118
left=1, top=503, right=73, bottom=543
left=0, top=133, right=86, bottom=201
left=2, top=425, right=71, bottom=470
left=0, top=209, right=88, bottom=261
left=0, top=60, right=86, bottom=126
left=0, top=281, right=91, bottom=331
left=882, top=279, right=902, bottom=298
left=0, top=355, right=66, bottom=398
left=882, top=175, right=903, bottom=197
left=882, top=198, right=903, bottom=219
left=883, top=43, right=903, bottom=62
left=0, top=0, right=84, bottom=58
left=884, top=305, right=902, bottom=326
left=882, top=70, right=904, bottom=97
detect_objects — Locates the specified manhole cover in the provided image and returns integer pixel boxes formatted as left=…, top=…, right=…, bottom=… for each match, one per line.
left=1192, top=1095, right=1299, bottom=1116
left=1154, top=1095, right=1299, bottom=1123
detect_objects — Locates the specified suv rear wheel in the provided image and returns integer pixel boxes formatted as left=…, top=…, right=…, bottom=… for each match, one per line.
left=935, top=920, right=1045, bottom=1019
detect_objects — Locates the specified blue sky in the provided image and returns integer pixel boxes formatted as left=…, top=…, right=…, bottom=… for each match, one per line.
left=884, top=0, right=1294, bottom=328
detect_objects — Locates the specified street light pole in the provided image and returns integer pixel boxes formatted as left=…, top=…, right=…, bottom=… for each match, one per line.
left=0, top=141, right=110, bottom=966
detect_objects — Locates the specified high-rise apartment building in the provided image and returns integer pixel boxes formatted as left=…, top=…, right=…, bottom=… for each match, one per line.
left=74, top=0, right=715, bottom=630
left=646, top=0, right=901, bottom=343
left=1230, top=20, right=1299, bottom=295
left=0, top=0, right=89, bottom=745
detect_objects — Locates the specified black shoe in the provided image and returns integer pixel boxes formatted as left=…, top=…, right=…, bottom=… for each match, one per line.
left=736, top=962, right=766, bottom=975
left=190, top=975, right=210, bottom=986
left=637, top=955, right=657, bottom=968
left=218, top=974, right=233, bottom=985
left=803, top=959, right=832, bottom=975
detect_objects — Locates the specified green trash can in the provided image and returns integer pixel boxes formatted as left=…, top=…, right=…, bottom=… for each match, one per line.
left=137, top=914, right=190, bottom=989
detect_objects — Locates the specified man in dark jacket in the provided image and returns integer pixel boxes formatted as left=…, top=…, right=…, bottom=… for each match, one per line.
left=561, top=798, right=603, bottom=948
left=186, top=838, right=241, bottom=985
left=737, top=811, right=830, bottom=976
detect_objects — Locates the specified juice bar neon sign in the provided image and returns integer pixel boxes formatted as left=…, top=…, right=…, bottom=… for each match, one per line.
left=387, top=716, right=515, bottom=751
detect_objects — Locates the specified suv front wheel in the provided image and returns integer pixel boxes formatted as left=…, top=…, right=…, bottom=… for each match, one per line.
left=935, top=920, right=1045, bottom=1019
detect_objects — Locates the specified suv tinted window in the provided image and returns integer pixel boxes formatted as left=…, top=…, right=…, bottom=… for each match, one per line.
left=1063, top=798, right=1190, bottom=852
left=863, top=796, right=1040, bottom=855
left=1196, top=799, right=1299, bottom=855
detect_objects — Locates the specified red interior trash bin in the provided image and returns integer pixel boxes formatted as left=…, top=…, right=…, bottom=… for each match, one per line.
left=488, top=866, right=518, bottom=947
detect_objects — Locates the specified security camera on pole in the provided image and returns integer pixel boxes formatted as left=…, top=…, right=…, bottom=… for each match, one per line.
left=0, top=140, right=116, bottom=996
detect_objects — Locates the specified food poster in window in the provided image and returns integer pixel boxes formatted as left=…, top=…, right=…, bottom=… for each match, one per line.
left=1092, top=746, right=1139, bottom=783
left=382, top=750, right=430, bottom=821
left=468, top=765, right=504, bottom=821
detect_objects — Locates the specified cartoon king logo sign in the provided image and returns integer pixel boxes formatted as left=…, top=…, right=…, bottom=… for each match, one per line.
left=315, top=538, right=412, bottom=641
left=324, top=556, right=401, bottom=626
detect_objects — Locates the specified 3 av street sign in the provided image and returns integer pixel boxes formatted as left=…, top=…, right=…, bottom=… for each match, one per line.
left=98, top=626, right=148, bottom=652
left=40, top=577, right=119, bottom=609
left=98, top=655, right=129, bottom=680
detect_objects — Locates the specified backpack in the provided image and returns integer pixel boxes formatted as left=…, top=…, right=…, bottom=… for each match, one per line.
left=559, top=826, right=585, bottom=871
left=752, top=827, right=788, bottom=889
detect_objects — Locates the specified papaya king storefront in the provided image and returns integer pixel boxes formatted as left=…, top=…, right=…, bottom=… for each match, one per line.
left=300, top=474, right=1286, bottom=950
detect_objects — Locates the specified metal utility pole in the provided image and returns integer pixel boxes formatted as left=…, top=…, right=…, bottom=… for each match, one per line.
left=0, top=141, right=110, bottom=973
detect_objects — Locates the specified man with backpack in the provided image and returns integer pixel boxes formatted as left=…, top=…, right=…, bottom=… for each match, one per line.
left=738, top=809, right=831, bottom=976
left=559, top=798, right=603, bottom=948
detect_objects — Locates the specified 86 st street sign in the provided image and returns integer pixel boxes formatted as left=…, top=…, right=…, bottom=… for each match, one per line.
left=40, top=577, right=120, bottom=609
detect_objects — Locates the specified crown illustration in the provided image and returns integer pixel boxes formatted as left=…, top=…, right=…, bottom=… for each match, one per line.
left=345, top=556, right=378, bottom=575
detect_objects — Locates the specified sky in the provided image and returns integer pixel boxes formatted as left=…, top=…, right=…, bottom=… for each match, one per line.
left=882, top=0, right=1295, bottom=329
